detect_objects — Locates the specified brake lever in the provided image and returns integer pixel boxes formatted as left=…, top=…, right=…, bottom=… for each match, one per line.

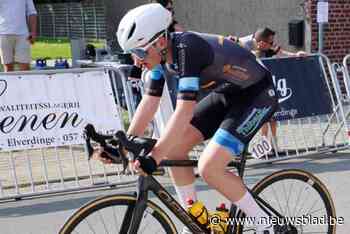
left=84, top=134, right=94, bottom=160
left=117, top=146, right=129, bottom=174
left=82, top=124, right=130, bottom=173
left=85, top=124, right=113, bottom=144
left=114, top=130, right=157, bottom=161
left=114, top=131, right=137, bottom=160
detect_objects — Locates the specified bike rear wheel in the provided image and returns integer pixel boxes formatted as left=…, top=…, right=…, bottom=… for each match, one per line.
left=236, top=169, right=336, bottom=234
left=59, top=194, right=177, bottom=234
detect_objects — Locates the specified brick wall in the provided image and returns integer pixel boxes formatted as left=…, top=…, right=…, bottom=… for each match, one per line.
left=307, top=0, right=350, bottom=63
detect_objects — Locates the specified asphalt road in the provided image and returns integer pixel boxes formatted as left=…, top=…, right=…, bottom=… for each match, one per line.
left=0, top=153, right=349, bottom=234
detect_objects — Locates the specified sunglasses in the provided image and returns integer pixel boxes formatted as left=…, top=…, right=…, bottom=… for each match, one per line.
left=130, top=33, right=165, bottom=60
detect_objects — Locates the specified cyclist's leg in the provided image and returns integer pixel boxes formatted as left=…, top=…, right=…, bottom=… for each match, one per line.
left=167, top=124, right=203, bottom=207
left=188, top=85, right=247, bottom=196
left=173, top=91, right=232, bottom=234
left=199, top=142, right=274, bottom=232
left=198, top=143, right=246, bottom=200
left=198, top=78, right=278, bottom=232
left=169, top=90, right=231, bottom=208
left=167, top=124, right=203, bottom=185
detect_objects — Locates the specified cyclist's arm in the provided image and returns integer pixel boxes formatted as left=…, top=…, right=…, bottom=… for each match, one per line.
left=93, top=70, right=163, bottom=164
left=127, top=66, right=165, bottom=136
left=127, top=94, right=161, bottom=136
left=151, top=33, right=213, bottom=163
left=151, top=98, right=196, bottom=162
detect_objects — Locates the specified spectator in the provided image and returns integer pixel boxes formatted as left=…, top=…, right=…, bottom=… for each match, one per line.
left=239, top=27, right=307, bottom=156
left=239, top=27, right=307, bottom=58
left=0, top=0, right=37, bottom=72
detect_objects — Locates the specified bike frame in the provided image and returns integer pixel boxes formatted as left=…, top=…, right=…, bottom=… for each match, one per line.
left=122, top=155, right=288, bottom=234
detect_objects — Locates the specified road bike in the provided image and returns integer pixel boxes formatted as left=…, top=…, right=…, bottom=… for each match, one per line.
left=59, top=124, right=336, bottom=234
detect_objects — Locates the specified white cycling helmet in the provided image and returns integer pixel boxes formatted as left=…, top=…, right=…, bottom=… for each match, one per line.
left=117, top=3, right=172, bottom=52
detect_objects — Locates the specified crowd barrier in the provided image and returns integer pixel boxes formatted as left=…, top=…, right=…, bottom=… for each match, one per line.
left=0, top=66, right=139, bottom=201
left=342, top=54, right=350, bottom=97
left=326, top=54, right=350, bottom=149
left=244, top=54, right=350, bottom=164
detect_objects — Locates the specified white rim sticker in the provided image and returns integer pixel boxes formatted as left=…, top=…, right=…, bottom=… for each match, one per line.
left=251, top=136, right=272, bottom=159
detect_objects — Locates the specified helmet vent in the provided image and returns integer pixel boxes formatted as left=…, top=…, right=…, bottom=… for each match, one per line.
left=127, top=23, right=136, bottom=40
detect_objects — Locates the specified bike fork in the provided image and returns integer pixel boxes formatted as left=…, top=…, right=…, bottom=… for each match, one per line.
left=126, top=177, right=149, bottom=234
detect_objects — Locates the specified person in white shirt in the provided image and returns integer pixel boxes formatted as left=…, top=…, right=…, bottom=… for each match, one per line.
left=239, top=28, right=307, bottom=58
left=0, top=0, right=37, bottom=72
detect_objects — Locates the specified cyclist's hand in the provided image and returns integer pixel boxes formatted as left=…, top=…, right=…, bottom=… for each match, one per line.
left=133, top=156, right=157, bottom=175
left=92, top=147, right=113, bottom=164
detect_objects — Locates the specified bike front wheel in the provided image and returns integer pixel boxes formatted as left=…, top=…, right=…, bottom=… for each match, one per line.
left=236, top=169, right=336, bottom=234
left=59, top=194, right=177, bottom=234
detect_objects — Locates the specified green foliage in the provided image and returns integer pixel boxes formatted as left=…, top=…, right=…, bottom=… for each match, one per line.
left=32, top=40, right=71, bottom=60
left=31, top=37, right=105, bottom=60
left=36, top=37, right=71, bottom=44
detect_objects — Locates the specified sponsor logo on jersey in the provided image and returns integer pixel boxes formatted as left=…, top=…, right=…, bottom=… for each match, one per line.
left=178, top=43, right=187, bottom=76
left=177, top=43, right=187, bottom=49
left=236, top=106, right=271, bottom=136
left=223, top=64, right=250, bottom=81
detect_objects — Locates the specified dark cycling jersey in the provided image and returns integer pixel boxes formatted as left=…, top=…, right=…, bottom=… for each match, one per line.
left=144, top=31, right=278, bottom=156
left=145, top=31, right=269, bottom=101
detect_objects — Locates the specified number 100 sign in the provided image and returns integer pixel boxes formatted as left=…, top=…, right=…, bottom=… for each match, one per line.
left=251, top=136, right=272, bottom=159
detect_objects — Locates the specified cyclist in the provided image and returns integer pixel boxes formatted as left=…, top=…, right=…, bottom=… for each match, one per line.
left=128, top=0, right=183, bottom=117
left=98, top=3, right=278, bottom=233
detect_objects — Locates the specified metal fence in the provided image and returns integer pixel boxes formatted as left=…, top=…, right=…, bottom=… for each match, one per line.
left=342, top=54, right=350, bottom=97
left=245, top=54, right=350, bottom=165
left=326, top=54, right=350, bottom=148
left=36, top=1, right=106, bottom=40
left=0, top=66, right=138, bottom=201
